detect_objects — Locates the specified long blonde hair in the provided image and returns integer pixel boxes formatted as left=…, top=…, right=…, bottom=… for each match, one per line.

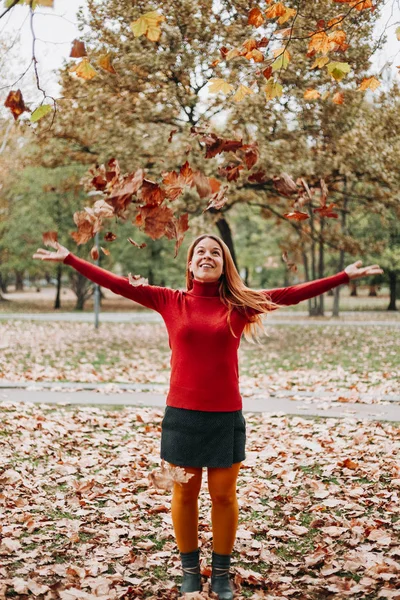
left=186, top=234, right=281, bottom=341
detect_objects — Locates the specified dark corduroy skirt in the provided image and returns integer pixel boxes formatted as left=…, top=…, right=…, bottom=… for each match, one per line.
left=160, top=406, right=246, bottom=468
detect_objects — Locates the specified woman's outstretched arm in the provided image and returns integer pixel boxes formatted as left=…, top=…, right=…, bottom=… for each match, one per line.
left=263, top=260, right=383, bottom=306
left=33, top=242, right=173, bottom=313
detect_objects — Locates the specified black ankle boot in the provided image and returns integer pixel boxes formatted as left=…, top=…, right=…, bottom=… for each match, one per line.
left=180, top=548, right=201, bottom=594
left=211, top=552, right=234, bottom=599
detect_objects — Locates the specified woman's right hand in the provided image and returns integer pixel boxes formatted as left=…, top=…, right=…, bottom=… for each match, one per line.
left=32, top=241, right=70, bottom=262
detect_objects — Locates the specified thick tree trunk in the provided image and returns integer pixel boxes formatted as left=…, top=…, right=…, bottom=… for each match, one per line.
left=388, top=271, right=397, bottom=311
left=70, top=272, right=92, bottom=311
left=15, top=270, right=24, bottom=291
left=368, top=284, right=378, bottom=296
left=350, top=282, right=358, bottom=296
left=54, top=263, right=62, bottom=309
left=214, top=216, right=238, bottom=270
left=0, top=273, right=8, bottom=295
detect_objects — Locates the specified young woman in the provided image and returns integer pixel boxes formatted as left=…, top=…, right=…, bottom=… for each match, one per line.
left=33, top=235, right=382, bottom=599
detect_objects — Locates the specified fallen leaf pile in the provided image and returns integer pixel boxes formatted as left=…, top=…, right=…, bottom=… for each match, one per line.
left=0, top=403, right=399, bottom=598
left=0, top=321, right=398, bottom=400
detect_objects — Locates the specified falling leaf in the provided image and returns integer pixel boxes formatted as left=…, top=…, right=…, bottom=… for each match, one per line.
left=207, top=78, right=235, bottom=94
left=218, top=164, right=244, bottom=181
left=232, top=84, right=254, bottom=103
left=128, top=238, right=147, bottom=249
left=42, top=231, right=58, bottom=247
left=148, top=460, right=194, bottom=491
left=104, top=232, right=117, bottom=242
left=4, top=89, right=29, bottom=120
left=396, top=26, right=400, bottom=41
left=140, top=179, right=166, bottom=207
left=248, top=7, right=265, bottom=27
left=264, top=79, right=283, bottom=100
left=70, top=58, right=98, bottom=80
left=69, top=39, right=87, bottom=58
left=97, top=54, right=117, bottom=74
left=168, top=129, right=178, bottom=143
left=326, top=61, right=351, bottom=81
left=100, top=246, right=110, bottom=256
left=128, top=273, right=149, bottom=286
left=314, top=202, right=339, bottom=218
left=30, top=104, right=52, bottom=122
left=136, top=204, right=175, bottom=240
left=284, top=210, right=309, bottom=220
left=358, top=76, right=380, bottom=91
left=203, top=185, right=229, bottom=211
left=273, top=173, right=298, bottom=195
left=304, top=88, right=321, bottom=100
left=90, top=246, right=99, bottom=261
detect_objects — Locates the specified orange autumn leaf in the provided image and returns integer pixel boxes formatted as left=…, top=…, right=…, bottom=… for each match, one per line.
left=140, top=179, right=166, bottom=207
left=278, top=6, right=296, bottom=24
left=136, top=204, right=175, bottom=240
left=248, top=7, right=265, bottom=27
left=358, top=76, right=380, bottom=91
left=284, top=210, right=309, bottom=221
left=42, top=231, right=58, bottom=247
left=304, top=89, right=321, bottom=100
left=90, top=246, right=99, bottom=260
left=245, top=49, right=264, bottom=62
left=265, top=2, right=287, bottom=19
left=100, top=246, right=110, bottom=256
left=332, top=91, right=344, bottom=104
left=128, top=238, right=147, bottom=249
left=97, top=54, right=117, bottom=74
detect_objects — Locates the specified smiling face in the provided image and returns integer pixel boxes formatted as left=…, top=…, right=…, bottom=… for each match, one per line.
left=189, top=237, right=224, bottom=283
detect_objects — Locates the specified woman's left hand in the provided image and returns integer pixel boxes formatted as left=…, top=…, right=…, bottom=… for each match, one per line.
left=345, top=260, right=384, bottom=280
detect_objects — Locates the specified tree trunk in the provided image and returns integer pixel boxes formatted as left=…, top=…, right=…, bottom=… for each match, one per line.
left=15, top=270, right=24, bottom=291
left=350, top=282, right=358, bottom=296
left=388, top=271, right=397, bottom=311
left=215, top=216, right=238, bottom=270
left=317, top=221, right=325, bottom=316
left=333, top=193, right=348, bottom=317
left=0, top=273, right=8, bottom=295
left=308, top=208, right=318, bottom=316
left=71, top=272, right=92, bottom=311
left=368, top=284, right=378, bottom=296
left=54, top=263, right=62, bottom=309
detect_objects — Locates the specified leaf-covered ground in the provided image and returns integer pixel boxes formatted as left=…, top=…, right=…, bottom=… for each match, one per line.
left=0, top=322, right=398, bottom=399
left=0, top=403, right=399, bottom=599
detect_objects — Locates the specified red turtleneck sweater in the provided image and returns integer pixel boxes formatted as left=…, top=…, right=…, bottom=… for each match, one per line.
left=63, top=253, right=349, bottom=411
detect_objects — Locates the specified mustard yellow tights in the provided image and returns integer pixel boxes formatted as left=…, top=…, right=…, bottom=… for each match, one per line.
left=170, top=462, right=241, bottom=554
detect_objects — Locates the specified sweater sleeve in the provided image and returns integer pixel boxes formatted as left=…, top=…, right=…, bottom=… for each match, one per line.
left=63, top=253, right=173, bottom=313
left=263, top=271, right=350, bottom=307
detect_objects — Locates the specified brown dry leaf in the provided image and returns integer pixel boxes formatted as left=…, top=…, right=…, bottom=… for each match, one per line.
left=4, top=89, right=30, bottom=120
left=128, top=238, right=147, bottom=249
left=248, top=7, right=265, bottom=27
left=70, top=39, right=87, bottom=58
left=97, top=53, right=117, bottom=74
left=148, top=460, right=194, bottom=491
left=90, top=246, right=99, bottom=261
left=203, top=185, right=229, bottom=211
left=42, top=231, right=58, bottom=247
left=128, top=273, right=149, bottom=286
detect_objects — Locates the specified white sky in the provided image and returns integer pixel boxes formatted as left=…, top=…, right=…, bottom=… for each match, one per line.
left=0, top=0, right=399, bottom=108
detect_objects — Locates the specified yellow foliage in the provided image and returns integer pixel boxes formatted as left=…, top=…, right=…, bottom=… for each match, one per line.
left=232, top=85, right=254, bottom=103
left=208, top=78, right=235, bottom=94
left=130, top=11, right=165, bottom=42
